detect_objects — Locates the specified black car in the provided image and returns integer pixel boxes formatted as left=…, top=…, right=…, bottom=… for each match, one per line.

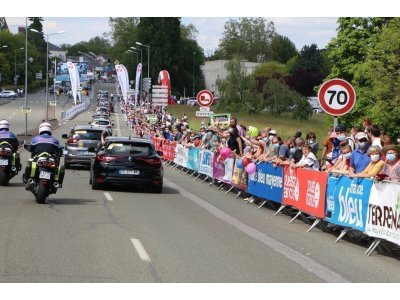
left=89, top=137, right=163, bottom=192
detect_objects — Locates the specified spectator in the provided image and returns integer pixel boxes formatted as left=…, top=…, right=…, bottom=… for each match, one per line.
left=291, top=144, right=320, bottom=171
left=362, top=117, right=373, bottom=133
left=335, top=124, right=355, bottom=150
left=349, top=146, right=384, bottom=178
left=381, top=135, right=392, bottom=148
left=306, top=131, right=319, bottom=155
left=378, top=145, right=400, bottom=183
left=321, top=126, right=334, bottom=165
left=366, top=124, right=382, bottom=149
left=328, top=142, right=352, bottom=175
left=294, top=131, right=302, bottom=139
left=349, top=132, right=371, bottom=174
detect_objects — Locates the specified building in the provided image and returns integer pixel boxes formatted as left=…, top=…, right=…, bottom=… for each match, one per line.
left=200, top=60, right=260, bottom=96
left=48, top=42, right=67, bottom=61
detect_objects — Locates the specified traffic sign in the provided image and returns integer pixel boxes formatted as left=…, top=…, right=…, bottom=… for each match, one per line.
left=200, top=106, right=210, bottom=112
left=318, top=78, right=356, bottom=116
left=196, top=90, right=214, bottom=107
left=21, top=106, right=31, bottom=113
left=49, top=101, right=57, bottom=106
left=196, top=111, right=214, bottom=117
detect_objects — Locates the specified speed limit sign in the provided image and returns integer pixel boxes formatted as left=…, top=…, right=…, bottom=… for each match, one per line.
left=318, top=78, right=356, bottom=116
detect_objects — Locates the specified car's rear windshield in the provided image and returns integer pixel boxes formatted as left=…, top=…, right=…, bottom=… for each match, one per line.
left=94, top=121, right=109, bottom=125
left=106, top=142, right=154, bottom=155
left=74, top=130, right=102, bottom=140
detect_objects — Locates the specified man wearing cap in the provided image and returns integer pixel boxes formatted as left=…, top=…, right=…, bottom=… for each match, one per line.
left=335, top=124, right=355, bottom=150
left=349, top=132, right=371, bottom=175
left=379, top=145, right=400, bottom=183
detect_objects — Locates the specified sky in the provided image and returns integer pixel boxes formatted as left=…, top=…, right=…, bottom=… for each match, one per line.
left=5, top=17, right=338, bottom=53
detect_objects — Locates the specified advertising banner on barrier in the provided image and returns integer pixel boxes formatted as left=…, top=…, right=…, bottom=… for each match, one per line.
left=232, top=165, right=247, bottom=191
left=325, top=176, right=373, bottom=232
left=187, top=147, right=200, bottom=171
left=174, top=144, right=188, bottom=168
left=282, top=167, right=328, bottom=218
left=223, top=158, right=235, bottom=183
left=247, top=162, right=284, bottom=204
left=162, top=141, right=176, bottom=161
left=365, top=182, right=400, bottom=246
left=199, top=150, right=213, bottom=177
left=212, top=156, right=234, bottom=183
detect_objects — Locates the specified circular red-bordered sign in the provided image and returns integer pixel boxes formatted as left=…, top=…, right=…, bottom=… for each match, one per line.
left=318, top=78, right=356, bottom=116
left=196, top=90, right=214, bottom=107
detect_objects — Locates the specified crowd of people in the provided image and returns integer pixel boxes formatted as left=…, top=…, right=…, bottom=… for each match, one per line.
left=119, top=102, right=400, bottom=184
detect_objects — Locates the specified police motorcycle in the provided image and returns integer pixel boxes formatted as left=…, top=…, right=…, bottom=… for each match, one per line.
left=24, top=144, right=65, bottom=204
left=0, top=140, right=23, bottom=186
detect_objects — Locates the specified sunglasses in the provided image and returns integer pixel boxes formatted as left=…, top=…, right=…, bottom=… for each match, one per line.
left=357, top=138, right=368, bottom=143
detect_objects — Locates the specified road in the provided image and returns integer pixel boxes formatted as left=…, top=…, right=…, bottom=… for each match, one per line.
left=0, top=82, right=399, bottom=283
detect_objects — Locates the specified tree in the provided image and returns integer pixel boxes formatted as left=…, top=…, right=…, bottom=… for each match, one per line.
left=326, top=17, right=392, bottom=82
left=215, top=18, right=276, bottom=62
left=289, top=44, right=324, bottom=73
left=216, top=56, right=260, bottom=113
left=270, top=34, right=297, bottom=64
left=253, top=61, right=287, bottom=79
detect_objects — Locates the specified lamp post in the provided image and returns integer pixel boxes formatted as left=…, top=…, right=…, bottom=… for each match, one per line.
left=135, top=42, right=150, bottom=80
left=192, top=51, right=196, bottom=97
left=127, top=49, right=139, bottom=82
left=30, top=28, right=65, bottom=122
left=14, top=47, right=24, bottom=90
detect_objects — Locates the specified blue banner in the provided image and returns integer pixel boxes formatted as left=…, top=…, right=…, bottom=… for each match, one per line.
left=247, top=162, right=284, bottom=204
left=187, top=147, right=200, bottom=171
left=325, top=175, right=373, bottom=232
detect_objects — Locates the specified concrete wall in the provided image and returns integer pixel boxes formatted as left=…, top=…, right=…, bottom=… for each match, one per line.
left=200, top=60, right=259, bottom=96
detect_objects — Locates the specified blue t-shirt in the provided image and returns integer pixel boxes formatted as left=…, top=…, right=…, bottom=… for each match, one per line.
left=350, top=146, right=371, bottom=173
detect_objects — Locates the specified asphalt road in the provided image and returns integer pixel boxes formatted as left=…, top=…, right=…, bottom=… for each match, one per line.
left=0, top=82, right=399, bottom=283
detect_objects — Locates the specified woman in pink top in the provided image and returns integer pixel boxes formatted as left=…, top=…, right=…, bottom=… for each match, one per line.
left=378, top=145, right=400, bottom=183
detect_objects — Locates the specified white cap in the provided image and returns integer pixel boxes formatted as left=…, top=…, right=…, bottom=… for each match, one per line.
left=269, top=130, right=277, bottom=135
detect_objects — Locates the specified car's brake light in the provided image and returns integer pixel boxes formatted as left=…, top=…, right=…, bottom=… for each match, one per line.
left=96, top=155, right=117, bottom=162
left=0, top=150, right=11, bottom=156
left=67, top=138, right=79, bottom=144
left=136, top=157, right=162, bottom=166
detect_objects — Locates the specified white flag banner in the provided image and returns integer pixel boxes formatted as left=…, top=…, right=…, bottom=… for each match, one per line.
left=67, top=61, right=78, bottom=105
left=75, top=65, right=81, bottom=102
left=116, top=64, right=129, bottom=104
left=135, top=63, right=142, bottom=107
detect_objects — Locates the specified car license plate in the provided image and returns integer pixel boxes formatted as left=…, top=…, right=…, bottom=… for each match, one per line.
left=0, top=159, right=8, bottom=166
left=119, top=169, right=140, bottom=175
left=39, top=170, right=51, bottom=179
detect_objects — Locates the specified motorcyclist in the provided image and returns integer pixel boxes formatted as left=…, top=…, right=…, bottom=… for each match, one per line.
left=23, top=122, right=65, bottom=187
left=0, top=119, right=21, bottom=170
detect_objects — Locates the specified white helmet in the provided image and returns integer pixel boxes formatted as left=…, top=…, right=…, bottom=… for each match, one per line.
left=39, top=122, right=52, bottom=135
left=0, top=119, right=9, bottom=131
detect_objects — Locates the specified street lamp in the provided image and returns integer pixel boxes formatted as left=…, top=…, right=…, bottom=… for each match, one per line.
left=127, top=49, right=139, bottom=84
left=14, top=47, right=24, bottom=90
left=192, top=51, right=196, bottom=97
left=30, top=28, right=65, bottom=122
left=135, top=42, right=150, bottom=79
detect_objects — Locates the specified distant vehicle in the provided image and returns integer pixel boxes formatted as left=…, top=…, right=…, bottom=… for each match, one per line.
left=187, top=97, right=197, bottom=106
left=0, top=90, right=17, bottom=99
left=89, top=136, right=163, bottom=193
left=90, top=118, right=113, bottom=135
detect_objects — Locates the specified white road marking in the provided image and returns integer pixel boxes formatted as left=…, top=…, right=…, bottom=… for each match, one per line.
left=104, top=192, right=113, bottom=201
left=164, top=178, right=349, bottom=283
left=131, top=238, right=151, bottom=262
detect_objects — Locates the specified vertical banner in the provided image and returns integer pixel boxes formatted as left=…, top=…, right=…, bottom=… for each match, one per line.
left=365, top=182, right=400, bottom=246
left=173, top=144, right=188, bottom=168
left=282, top=167, right=328, bottom=218
left=116, top=64, right=129, bottom=104
left=212, top=154, right=225, bottom=182
left=247, top=162, right=284, bottom=204
left=232, top=165, right=247, bottom=191
left=325, top=176, right=373, bottom=232
left=75, top=66, right=81, bottom=102
left=199, top=150, right=213, bottom=177
left=223, top=158, right=235, bottom=183
left=135, top=63, right=142, bottom=107
left=67, top=61, right=78, bottom=105
left=187, top=147, right=200, bottom=171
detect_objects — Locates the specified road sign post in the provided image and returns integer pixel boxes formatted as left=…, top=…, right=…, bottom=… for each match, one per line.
left=318, top=78, right=356, bottom=116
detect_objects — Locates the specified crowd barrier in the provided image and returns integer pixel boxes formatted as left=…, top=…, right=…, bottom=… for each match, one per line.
left=151, top=137, right=400, bottom=256
left=61, top=97, right=90, bottom=121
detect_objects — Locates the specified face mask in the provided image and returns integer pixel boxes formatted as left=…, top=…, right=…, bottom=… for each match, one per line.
left=289, top=148, right=296, bottom=154
left=386, top=153, right=397, bottom=162
left=358, top=142, right=367, bottom=149
left=273, top=143, right=280, bottom=149
left=297, top=146, right=302, bottom=151
left=370, top=154, right=380, bottom=162
left=262, top=137, right=269, bottom=143
left=337, top=135, right=346, bottom=141
left=269, top=135, right=274, bottom=141
left=343, top=152, right=352, bottom=159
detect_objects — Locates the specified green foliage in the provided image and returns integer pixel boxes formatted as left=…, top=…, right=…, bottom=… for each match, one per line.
left=216, top=56, right=260, bottom=113
left=289, top=43, right=324, bottom=74
left=253, top=61, right=287, bottom=79
left=270, top=34, right=298, bottom=63
left=216, top=18, right=276, bottom=62
left=292, top=97, right=313, bottom=120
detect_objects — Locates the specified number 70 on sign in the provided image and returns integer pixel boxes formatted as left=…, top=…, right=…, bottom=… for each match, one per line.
left=318, top=78, right=356, bottom=116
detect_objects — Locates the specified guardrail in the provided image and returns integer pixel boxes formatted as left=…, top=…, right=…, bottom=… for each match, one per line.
left=61, top=96, right=90, bottom=120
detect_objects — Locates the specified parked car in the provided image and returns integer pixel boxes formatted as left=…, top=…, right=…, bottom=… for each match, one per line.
left=187, top=97, right=197, bottom=106
left=89, top=136, right=163, bottom=192
left=0, top=90, right=17, bottom=99
left=62, top=125, right=109, bottom=169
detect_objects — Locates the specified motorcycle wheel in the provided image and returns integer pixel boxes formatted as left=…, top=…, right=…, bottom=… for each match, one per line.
left=0, top=169, right=10, bottom=186
left=36, top=181, right=48, bottom=204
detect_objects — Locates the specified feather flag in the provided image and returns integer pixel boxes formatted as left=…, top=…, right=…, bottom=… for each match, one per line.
left=67, top=61, right=78, bottom=105
left=135, top=63, right=142, bottom=107
left=116, top=64, right=129, bottom=104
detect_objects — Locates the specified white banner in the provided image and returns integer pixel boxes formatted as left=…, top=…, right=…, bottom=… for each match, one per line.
left=199, top=150, right=213, bottom=177
left=366, top=181, right=400, bottom=246
left=116, top=64, right=129, bottom=104
left=223, top=158, right=235, bottom=182
left=67, top=61, right=78, bottom=105
left=75, top=65, right=81, bottom=102
left=174, top=144, right=188, bottom=168
left=135, top=63, right=142, bottom=107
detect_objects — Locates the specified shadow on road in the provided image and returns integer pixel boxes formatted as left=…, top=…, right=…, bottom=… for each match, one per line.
left=46, top=198, right=98, bottom=205
left=101, top=184, right=179, bottom=195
